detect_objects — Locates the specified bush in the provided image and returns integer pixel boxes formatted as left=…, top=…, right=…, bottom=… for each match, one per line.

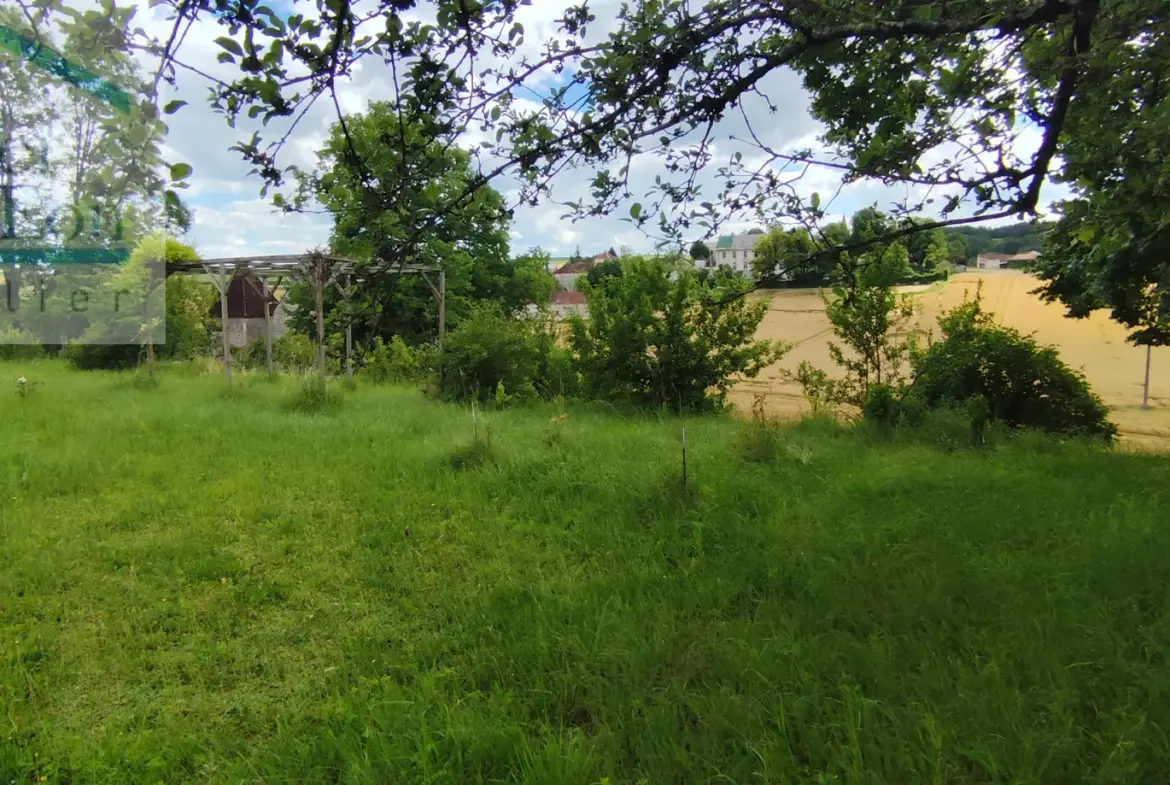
left=909, top=289, right=1116, bottom=440
left=862, top=383, right=900, bottom=428
left=275, top=333, right=318, bottom=374
left=64, top=342, right=142, bottom=370
left=284, top=376, right=342, bottom=414
left=360, top=336, right=435, bottom=384
left=0, top=330, right=43, bottom=361
left=66, top=236, right=214, bottom=370
left=438, top=305, right=549, bottom=403
left=571, top=259, right=784, bottom=413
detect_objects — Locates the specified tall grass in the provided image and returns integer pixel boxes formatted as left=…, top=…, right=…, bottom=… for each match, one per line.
left=2, top=360, right=1169, bottom=783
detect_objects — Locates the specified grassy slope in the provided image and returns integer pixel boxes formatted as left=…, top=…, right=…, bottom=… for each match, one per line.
left=2, top=362, right=1170, bottom=784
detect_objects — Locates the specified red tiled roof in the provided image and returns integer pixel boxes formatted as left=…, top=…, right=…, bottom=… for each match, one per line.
left=552, top=291, right=587, bottom=305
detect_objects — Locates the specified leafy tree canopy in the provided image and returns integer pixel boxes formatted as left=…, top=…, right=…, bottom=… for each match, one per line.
left=36, top=0, right=1161, bottom=338
left=944, top=222, right=1054, bottom=260
left=290, top=103, right=547, bottom=346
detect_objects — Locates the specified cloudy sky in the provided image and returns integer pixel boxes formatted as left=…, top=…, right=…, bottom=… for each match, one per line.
left=131, top=0, right=1067, bottom=260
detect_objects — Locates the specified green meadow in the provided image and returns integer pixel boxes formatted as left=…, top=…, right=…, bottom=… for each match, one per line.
left=3, top=362, right=1169, bottom=783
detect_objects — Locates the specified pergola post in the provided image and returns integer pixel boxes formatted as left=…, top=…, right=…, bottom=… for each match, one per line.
left=345, top=324, right=354, bottom=384
left=261, top=277, right=274, bottom=378
left=219, top=262, right=231, bottom=386
left=314, top=273, right=326, bottom=378
left=1143, top=344, right=1152, bottom=409
left=438, top=270, right=446, bottom=383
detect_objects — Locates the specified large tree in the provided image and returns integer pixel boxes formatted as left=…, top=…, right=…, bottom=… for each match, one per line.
left=28, top=0, right=1160, bottom=328
left=2, top=4, right=178, bottom=339
left=291, top=102, right=550, bottom=346
left=1031, top=54, right=1170, bottom=345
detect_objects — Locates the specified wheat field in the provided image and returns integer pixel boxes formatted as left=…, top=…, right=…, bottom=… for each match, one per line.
left=731, top=271, right=1170, bottom=447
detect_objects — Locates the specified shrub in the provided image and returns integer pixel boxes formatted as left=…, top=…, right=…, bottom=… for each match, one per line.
left=360, top=336, right=433, bottom=384
left=822, top=260, right=917, bottom=409
left=234, top=332, right=317, bottom=374
left=0, top=330, right=43, bottom=361
left=273, top=333, right=317, bottom=374
left=909, top=289, right=1116, bottom=440
left=571, top=259, right=784, bottom=413
left=862, top=383, right=900, bottom=428
left=66, top=236, right=214, bottom=370
left=65, top=342, right=142, bottom=370
left=450, top=426, right=496, bottom=470
left=284, top=376, right=342, bottom=414
left=438, top=305, right=559, bottom=403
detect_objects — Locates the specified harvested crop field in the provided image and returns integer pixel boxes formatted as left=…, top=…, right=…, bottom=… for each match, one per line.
left=730, top=271, right=1170, bottom=447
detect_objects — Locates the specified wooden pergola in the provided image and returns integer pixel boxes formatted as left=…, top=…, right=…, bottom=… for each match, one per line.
left=165, top=252, right=445, bottom=385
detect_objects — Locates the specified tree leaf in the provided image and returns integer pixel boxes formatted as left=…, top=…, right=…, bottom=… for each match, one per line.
left=169, top=162, right=193, bottom=181
left=629, top=203, right=642, bottom=220
left=215, top=36, right=243, bottom=56
left=163, top=99, right=187, bottom=115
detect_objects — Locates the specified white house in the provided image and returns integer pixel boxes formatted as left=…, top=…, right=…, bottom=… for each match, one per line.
left=707, top=233, right=764, bottom=274
left=550, top=290, right=588, bottom=319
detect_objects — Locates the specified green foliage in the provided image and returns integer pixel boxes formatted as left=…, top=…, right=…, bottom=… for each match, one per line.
left=791, top=361, right=841, bottom=415
left=571, top=258, right=784, bottom=412
left=293, top=103, right=543, bottom=347
left=752, top=212, right=950, bottom=288
left=438, top=305, right=560, bottom=403
left=968, top=395, right=991, bottom=446
left=0, top=330, right=42, bottom=361
left=910, top=289, right=1117, bottom=440
left=236, top=332, right=319, bottom=376
left=161, top=275, right=216, bottom=359
left=862, top=383, right=900, bottom=429
left=815, top=255, right=916, bottom=409
left=1029, top=7, right=1169, bottom=345
left=688, top=240, right=711, bottom=261
left=943, top=222, right=1053, bottom=261
left=751, top=226, right=824, bottom=282
left=1037, top=196, right=1170, bottom=345
left=65, top=236, right=210, bottom=370
left=493, top=380, right=511, bottom=409
left=359, top=335, right=433, bottom=384
left=284, top=376, right=342, bottom=414
left=903, top=222, right=951, bottom=273
left=584, top=258, right=623, bottom=289
left=449, top=424, right=496, bottom=470
left=273, top=333, right=317, bottom=374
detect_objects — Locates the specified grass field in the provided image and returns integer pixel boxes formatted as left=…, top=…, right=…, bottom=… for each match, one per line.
left=732, top=271, right=1170, bottom=447
left=4, top=361, right=1170, bottom=783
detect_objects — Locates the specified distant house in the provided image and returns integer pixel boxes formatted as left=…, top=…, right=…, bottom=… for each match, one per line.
left=550, top=290, right=588, bottom=319
left=976, top=250, right=1040, bottom=270
left=709, top=233, right=764, bottom=274
left=552, top=260, right=592, bottom=291
left=552, top=250, right=619, bottom=291
left=208, top=270, right=287, bottom=348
